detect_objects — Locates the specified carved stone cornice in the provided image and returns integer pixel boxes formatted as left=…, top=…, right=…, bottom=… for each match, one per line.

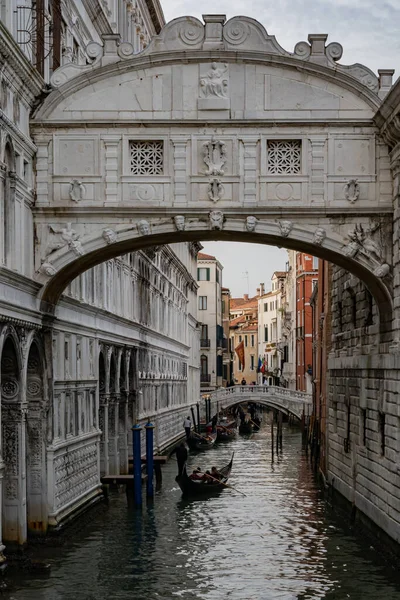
left=0, top=22, right=44, bottom=100
left=0, top=110, right=37, bottom=154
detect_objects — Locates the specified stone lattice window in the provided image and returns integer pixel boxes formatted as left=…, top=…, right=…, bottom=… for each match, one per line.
left=129, top=140, right=164, bottom=175
left=267, top=140, right=301, bottom=174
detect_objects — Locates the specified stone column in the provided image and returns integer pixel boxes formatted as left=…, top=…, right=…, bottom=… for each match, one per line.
left=99, top=395, right=109, bottom=475
left=2, top=404, right=28, bottom=545
left=108, top=395, right=120, bottom=474
left=118, top=394, right=129, bottom=474
left=241, top=137, right=258, bottom=206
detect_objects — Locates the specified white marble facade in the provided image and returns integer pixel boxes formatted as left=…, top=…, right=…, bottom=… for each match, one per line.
left=0, top=1, right=202, bottom=548
left=2, top=5, right=400, bottom=552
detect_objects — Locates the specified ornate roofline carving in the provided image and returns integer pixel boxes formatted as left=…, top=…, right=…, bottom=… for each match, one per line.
left=39, top=14, right=390, bottom=117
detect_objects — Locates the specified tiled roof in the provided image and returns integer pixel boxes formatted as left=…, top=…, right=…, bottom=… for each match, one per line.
left=198, top=252, right=216, bottom=260
left=272, top=271, right=287, bottom=278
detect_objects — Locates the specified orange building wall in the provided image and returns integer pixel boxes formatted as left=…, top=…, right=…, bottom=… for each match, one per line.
left=296, top=253, right=318, bottom=392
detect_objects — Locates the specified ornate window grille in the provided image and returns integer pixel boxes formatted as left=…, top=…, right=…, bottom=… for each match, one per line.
left=267, top=140, right=301, bottom=174
left=129, top=141, right=164, bottom=175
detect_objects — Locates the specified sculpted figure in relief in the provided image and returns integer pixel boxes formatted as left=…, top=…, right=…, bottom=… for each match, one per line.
left=137, top=219, right=150, bottom=236
left=102, top=228, right=117, bottom=244
left=278, top=220, right=293, bottom=238
left=345, top=222, right=382, bottom=263
left=173, top=215, right=186, bottom=231
left=373, top=263, right=390, bottom=278
left=209, top=210, right=224, bottom=230
left=313, top=227, right=326, bottom=246
left=245, top=216, right=257, bottom=232
left=47, top=223, right=84, bottom=256
left=202, top=138, right=227, bottom=176
left=200, top=63, right=228, bottom=98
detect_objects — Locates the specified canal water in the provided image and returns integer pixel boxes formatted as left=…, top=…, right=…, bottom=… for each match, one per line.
left=5, top=424, right=400, bottom=600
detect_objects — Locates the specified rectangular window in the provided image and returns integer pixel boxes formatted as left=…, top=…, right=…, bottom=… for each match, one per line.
left=270, top=302, right=273, bottom=310
left=264, top=303, right=268, bottom=312
left=312, top=279, right=318, bottom=292
left=199, top=296, right=207, bottom=310
left=379, top=412, right=385, bottom=456
left=250, top=355, right=255, bottom=370
left=264, top=326, right=268, bottom=342
left=200, top=324, right=208, bottom=339
left=245, top=335, right=248, bottom=347
left=267, top=140, right=301, bottom=174
left=216, top=269, right=220, bottom=283
left=239, top=335, right=242, bottom=343
left=251, top=334, right=254, bottom=347
left=197, top=267, right=210, bottom=281
left=129, top=140, right=164, bottom=174
left=238, top=359, right=242, bottom=371
left=222, top=300, right=225, bottom=313
left=312, top=256, right=319, bottom=269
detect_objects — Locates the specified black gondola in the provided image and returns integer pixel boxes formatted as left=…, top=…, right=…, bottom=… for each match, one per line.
left=216, top=425, right=236, bottom=441
left=176, top=453, right=234, bottom=497
left=187, top=431, right=217, bottom=451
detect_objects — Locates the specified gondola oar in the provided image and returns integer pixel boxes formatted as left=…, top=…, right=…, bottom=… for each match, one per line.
left=205, top=473, right=247, bottom=497
left=191, top=430, right=213, bottom=441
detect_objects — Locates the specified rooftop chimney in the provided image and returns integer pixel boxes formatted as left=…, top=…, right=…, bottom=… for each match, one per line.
left=243, top=293, right=249, bottom=301
left=260, top=283, right=265, bottom=295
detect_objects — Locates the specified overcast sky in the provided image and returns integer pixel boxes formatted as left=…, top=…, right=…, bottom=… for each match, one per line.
left=163, top=1, right=400, bottom=297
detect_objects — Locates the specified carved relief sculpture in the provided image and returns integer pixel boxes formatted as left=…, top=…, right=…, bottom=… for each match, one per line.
left=173, top=215, right=186, bottom=231
left=207, top=178, right=224, bottom=202
left=245, top=216, right=257, bottom=232
left=278, top=220, right=293, bottom=237
left=344, top=179, right=360, bottom=204
left=209, top=210, right=224, bottom=230
left=69, top=179, right=86, bottom=202
left=373, top=263, right=390, bottom=278
left=46, top=223, right=84, bottom=256
left=313, top=227, right=326, bottom=246
left=200, top=63, right=228, bottom=98
left=202, top=137, right=227, bottom=176
left=102, top=228, right=118, bottom=244
left=137, top=219, right=150, bottom=236
left=343, top=221, right=383, bottom=263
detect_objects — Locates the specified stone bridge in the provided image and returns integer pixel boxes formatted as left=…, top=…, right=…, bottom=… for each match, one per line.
left=206, top=385, right=312, bottom=420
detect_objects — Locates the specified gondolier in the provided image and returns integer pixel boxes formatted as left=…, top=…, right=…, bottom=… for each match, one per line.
left=173, top=442, right=188, bottom=477
left=183, top=416, right=192, bottom=439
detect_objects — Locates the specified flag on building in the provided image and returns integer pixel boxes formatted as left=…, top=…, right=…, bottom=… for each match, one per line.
left=257, top=356, right=262, bottom=373
left=235, top=340, right=245, bottom=369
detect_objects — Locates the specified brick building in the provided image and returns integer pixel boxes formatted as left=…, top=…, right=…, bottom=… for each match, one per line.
left=296, top=253, right=318, bottom=392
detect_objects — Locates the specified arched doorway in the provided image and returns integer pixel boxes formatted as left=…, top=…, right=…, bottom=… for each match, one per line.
left=25, top=341, right=47, bottom=535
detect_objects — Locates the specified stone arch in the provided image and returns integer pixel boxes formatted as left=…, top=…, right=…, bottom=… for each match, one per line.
left=0, top=329, right=24, bottom=545
left=37, top=221, right=393, bottom=338
left=25, top=339, right=47, bottom=535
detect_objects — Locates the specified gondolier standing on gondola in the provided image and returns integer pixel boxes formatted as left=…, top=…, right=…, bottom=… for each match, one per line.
left=183, top=415, right=192, bottom=439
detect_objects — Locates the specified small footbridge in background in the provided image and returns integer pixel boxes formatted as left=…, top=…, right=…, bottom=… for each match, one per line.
left=206, top=385, right=312, bottom=420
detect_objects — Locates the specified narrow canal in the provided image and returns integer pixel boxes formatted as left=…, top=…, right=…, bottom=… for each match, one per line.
left=5, top=424, right=400, bottom=600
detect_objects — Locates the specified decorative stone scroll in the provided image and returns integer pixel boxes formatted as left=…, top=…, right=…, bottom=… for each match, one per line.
left=69, top=179, right=85, bottom=202
left=202, top=138, right=227, bottom=176
left=207, top=178, right=224, bottom=202
left=39, top=260, right=57, bottom=276
left=345, top=179, right=360, bottom=204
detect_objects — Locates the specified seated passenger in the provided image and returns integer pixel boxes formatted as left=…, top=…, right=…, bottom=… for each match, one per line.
left=211, top=466, right=222, bottom=481
left=189, top=469, right=203, bottom=480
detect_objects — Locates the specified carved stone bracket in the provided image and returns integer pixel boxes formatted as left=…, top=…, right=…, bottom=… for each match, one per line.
left=207, top=178, right=224, bottom=202
left=345, top=179, right=360, bottom=204
left=209, top=210, right=224, bottom=230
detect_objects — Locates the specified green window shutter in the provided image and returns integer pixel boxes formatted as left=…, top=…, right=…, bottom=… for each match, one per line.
left=207, top=268, right=210, bottom=281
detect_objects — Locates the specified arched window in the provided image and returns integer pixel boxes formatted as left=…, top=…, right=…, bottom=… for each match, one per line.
left=2, top=140, right=16, bottom=267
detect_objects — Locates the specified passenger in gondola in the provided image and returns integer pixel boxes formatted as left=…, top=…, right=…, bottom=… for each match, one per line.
left=211, top=466, right=222, bottom=481
left=189, top=468, right=203, bottom=481
left=206, top=422, right=213, bottom=435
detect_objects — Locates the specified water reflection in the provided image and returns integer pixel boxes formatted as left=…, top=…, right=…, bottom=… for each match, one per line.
left=5, top=425, right=400, bottom=600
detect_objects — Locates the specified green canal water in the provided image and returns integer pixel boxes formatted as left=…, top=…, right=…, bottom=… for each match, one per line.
left=4, top=425, right=400, bottom=600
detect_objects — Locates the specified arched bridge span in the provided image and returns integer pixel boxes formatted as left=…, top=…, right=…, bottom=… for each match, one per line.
left=207, top=386, right=312, bottom=420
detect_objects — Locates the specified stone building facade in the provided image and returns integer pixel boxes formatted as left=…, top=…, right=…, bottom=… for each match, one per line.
left=0, top=1, right=201, bottom=549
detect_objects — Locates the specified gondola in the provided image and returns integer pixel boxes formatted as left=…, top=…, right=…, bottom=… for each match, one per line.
left=176, top=453, right=234, bottom=497
left=252, top=415, right=262, bottom=431
left=216, top=424, right=236, bottom=441
left=187, top=431, right=217, bottom=451
left=239, top=419, right=253, bottom=434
